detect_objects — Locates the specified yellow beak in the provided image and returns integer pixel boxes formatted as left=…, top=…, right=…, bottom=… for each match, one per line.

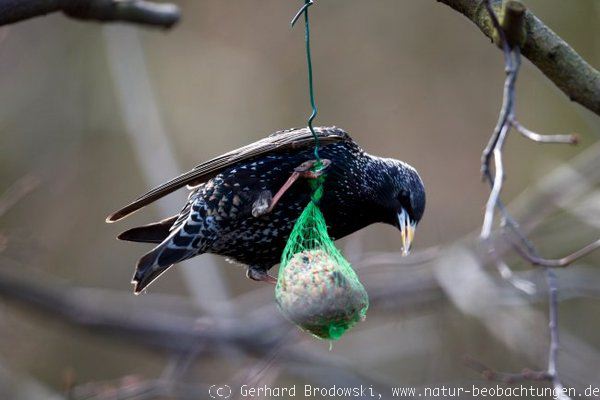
left=398, top=210, right=416, bottom=256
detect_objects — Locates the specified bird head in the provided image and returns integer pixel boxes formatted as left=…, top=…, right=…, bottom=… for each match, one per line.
left=368, top=157, right=425, bottom=256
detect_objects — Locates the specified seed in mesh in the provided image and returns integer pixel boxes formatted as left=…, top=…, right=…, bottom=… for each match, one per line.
left=276, top=249, right=368, bottom=340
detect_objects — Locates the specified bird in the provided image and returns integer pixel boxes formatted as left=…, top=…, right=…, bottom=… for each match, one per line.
left=107, top=127, right=426, bottom=294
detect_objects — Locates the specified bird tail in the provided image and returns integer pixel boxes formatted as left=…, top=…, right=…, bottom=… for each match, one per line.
left=132, top=234, right=200, bottom=294
left=132, top=252, right=173, bottom=294
left=117, top=215, right=178, bottom=244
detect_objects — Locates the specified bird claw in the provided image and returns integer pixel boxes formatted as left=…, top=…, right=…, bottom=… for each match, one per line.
left=294, top=159, right=331, bottom=178
left=252, top=190, right=273, bottom=218
left=252, top=159, right=331, bottom=218
left=247, top=266, right=277, bottom=284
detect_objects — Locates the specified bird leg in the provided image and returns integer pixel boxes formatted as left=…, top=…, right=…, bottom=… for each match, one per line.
left=246, top=265, right=277, bottom=284
left=252, top=159, right=331, bottom=218
left=252, top=190, right=273, bottom=217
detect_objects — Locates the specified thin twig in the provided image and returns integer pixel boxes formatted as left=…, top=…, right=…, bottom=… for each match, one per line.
left=463, top=355, right=552, bottom=384
left=480, top=0, right=520, bottom=239
left=476, top=2, right=589, bottom=397
left=494, top=258, right=536, bottom=295
left=510, top=118, right=578, bottom=145
left=0, top=0, right=180, bottom=28
left=546, top=268, right=563, bottom=396
left=511, top=238, right=600, bottom=268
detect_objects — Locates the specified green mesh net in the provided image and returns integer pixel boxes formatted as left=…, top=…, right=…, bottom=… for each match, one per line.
left=275, top=176, right=369, bottom=341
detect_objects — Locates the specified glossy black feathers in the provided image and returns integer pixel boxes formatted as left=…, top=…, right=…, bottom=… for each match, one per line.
left=108, top=127, right=425, bottom=293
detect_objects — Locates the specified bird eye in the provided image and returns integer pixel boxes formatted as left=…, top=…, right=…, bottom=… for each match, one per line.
left=397, top=190, right=414, bottom=220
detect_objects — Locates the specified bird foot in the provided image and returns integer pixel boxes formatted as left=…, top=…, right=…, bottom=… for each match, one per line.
left=246, top=266, right=277, bottom=284
left=293, top=158, right=331, bottom=178
left=252, top=190, right=273, bottom=217
left=252, top=159, right=331, bottom=218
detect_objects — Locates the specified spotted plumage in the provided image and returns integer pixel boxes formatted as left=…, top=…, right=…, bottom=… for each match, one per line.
left=107, top=127, right=425, bottom=293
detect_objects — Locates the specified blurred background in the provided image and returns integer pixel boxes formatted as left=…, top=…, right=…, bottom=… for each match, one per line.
left=0, top=0, right=599, bottom=398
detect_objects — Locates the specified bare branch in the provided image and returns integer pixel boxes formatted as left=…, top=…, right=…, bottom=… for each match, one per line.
left=474, top=2, right=592, bottom=397
left=545, top=268, right=562, bottom=396
left=0, top=256, right=443, bottom=354
left=511, top=237, right=600, bottom=268
left=437, top=0, right=600, bottom=115
left=494, top=258, right=536, bottom=295
left=480, top=47, right=519, bottom=239
left=0, top=0, right=180, bottom=28
left=510, top=118, right=578, bottom=145
left=463, top=355, right=552, bottom=384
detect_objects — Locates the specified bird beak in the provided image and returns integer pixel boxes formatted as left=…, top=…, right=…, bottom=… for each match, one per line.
left=398, top=209, right=416, bottom=256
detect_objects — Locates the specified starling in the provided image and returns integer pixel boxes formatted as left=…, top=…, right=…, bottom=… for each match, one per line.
left=107, top=127, right=426, bottom=293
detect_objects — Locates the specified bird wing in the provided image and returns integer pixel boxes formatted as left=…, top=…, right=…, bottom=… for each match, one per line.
left=106, top=126, right=350, bottom=222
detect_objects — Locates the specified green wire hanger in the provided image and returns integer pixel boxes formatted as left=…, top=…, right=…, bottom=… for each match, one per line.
left=291, top=0, right=321, bottom=163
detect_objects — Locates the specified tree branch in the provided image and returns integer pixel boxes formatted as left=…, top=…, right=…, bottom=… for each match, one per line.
left=437, top=0, right=600, bottom=116
left=463, top=355, right=552, bottom=384
left=0, top=0, right=180, bottom=29
left=510, top=237, right=600, bottom=268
